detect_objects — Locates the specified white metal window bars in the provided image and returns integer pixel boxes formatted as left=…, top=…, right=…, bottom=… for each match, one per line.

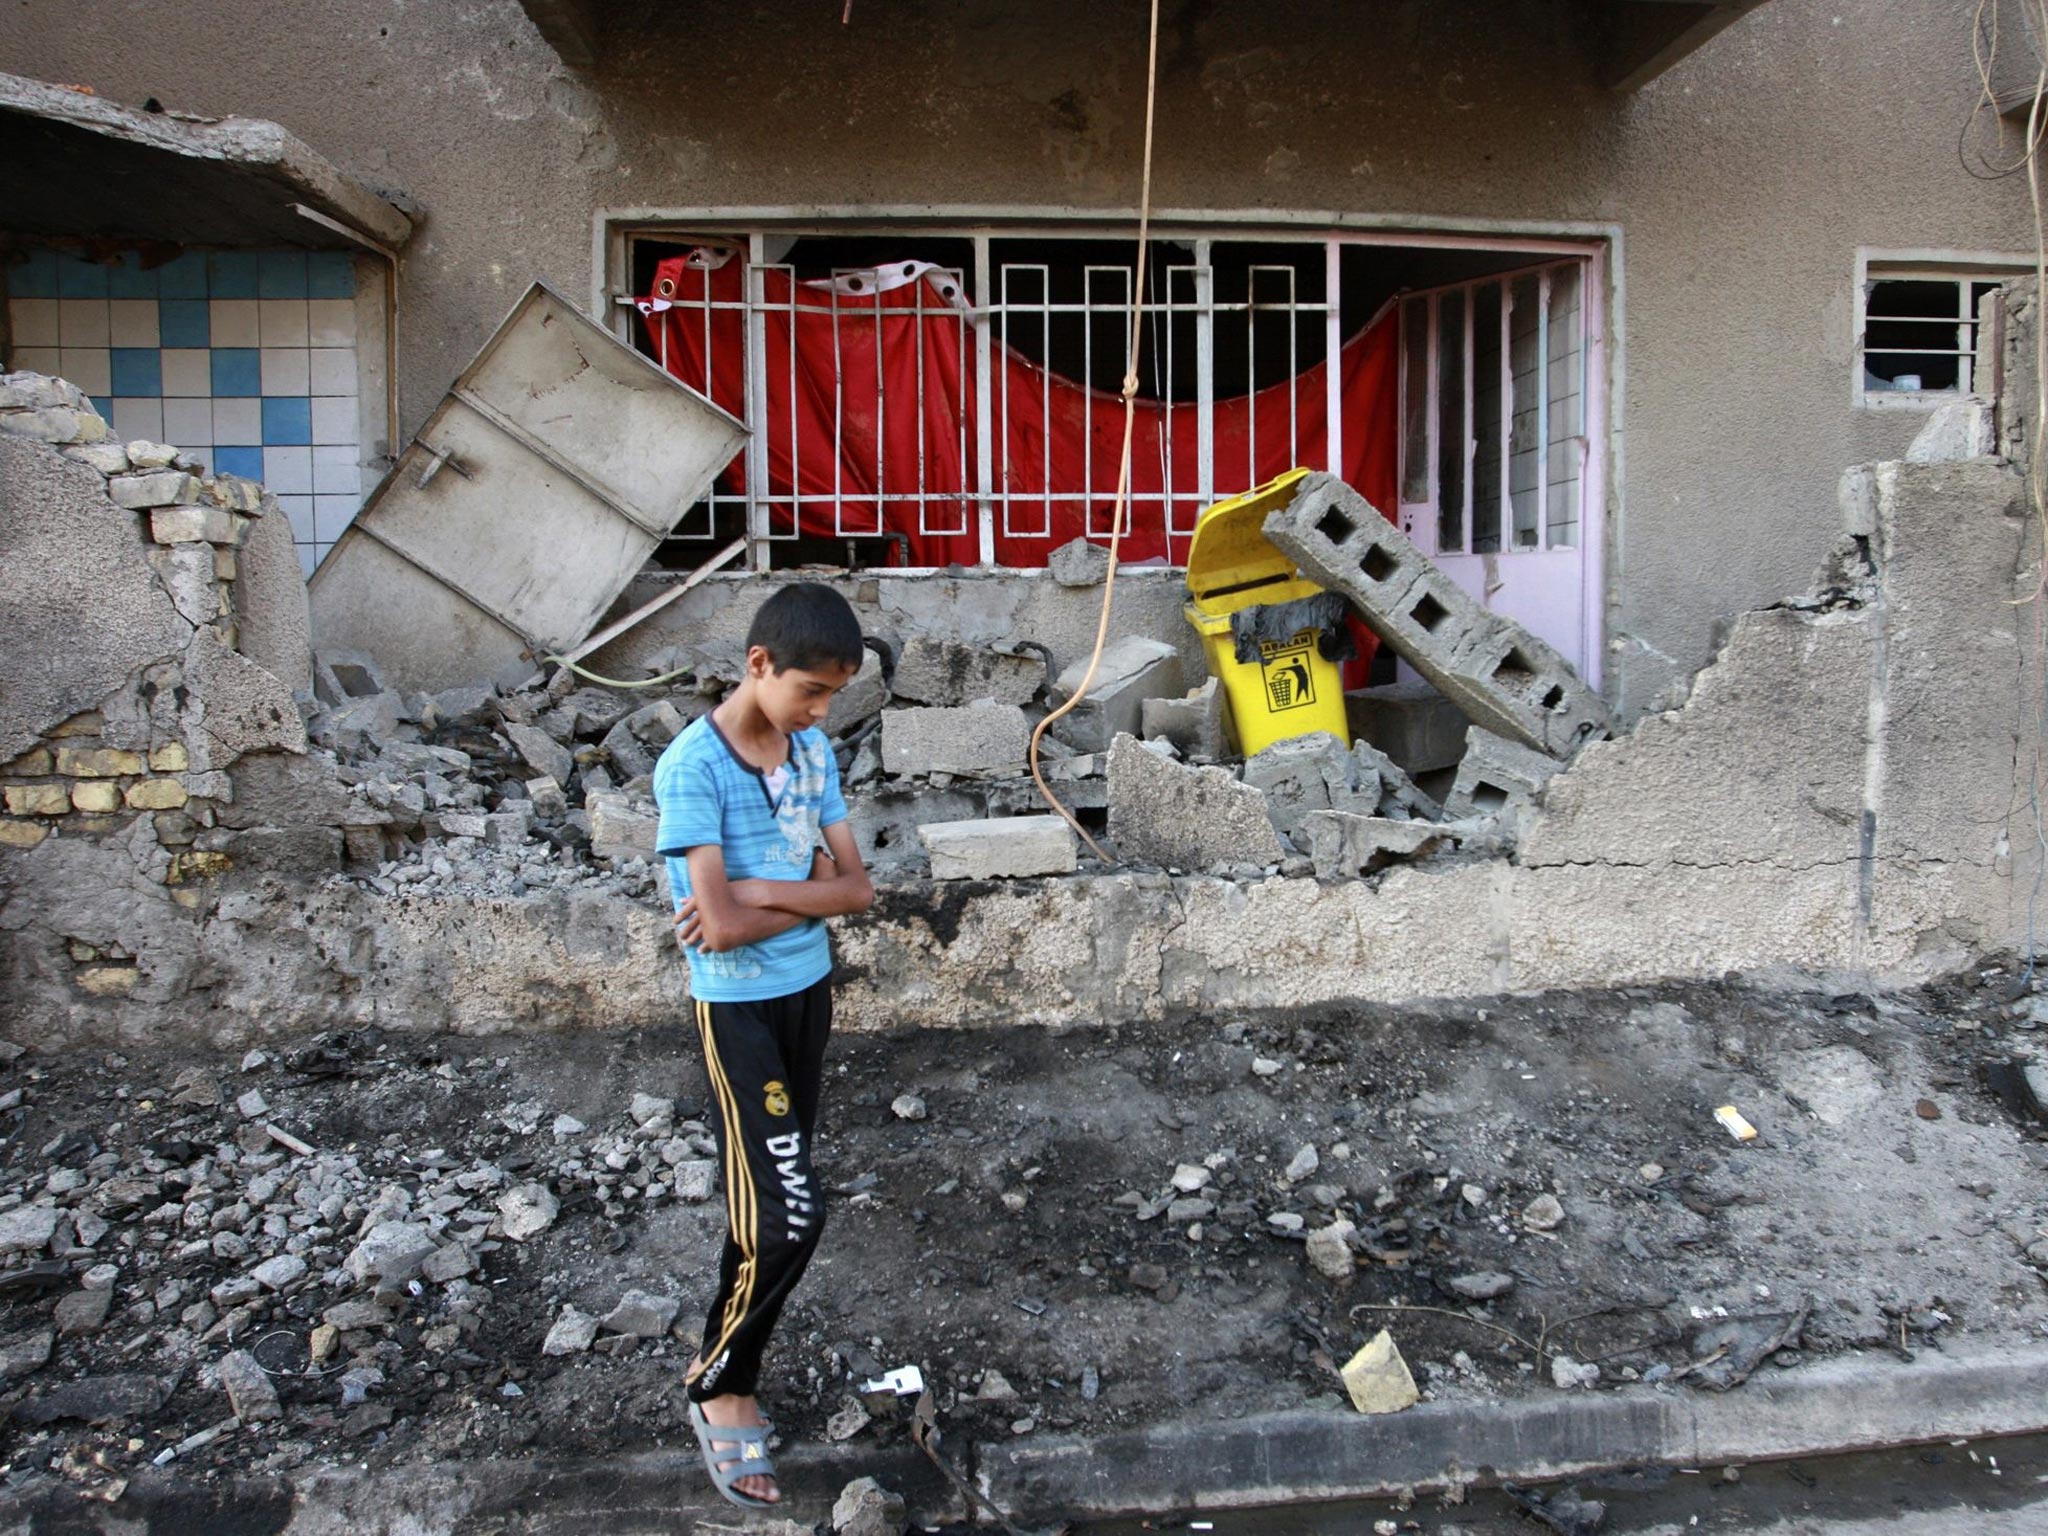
left=631, top=237, right=1348, bottom=570
left=1397, top=259, right=1588, bottom=557
left=1858, top=272, right=2008, bottom=401
left=628, top=236, right=1594, bottom=573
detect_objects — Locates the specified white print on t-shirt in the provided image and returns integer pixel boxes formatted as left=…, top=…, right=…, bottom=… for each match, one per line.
left=763, top=735, right=831, bottom=871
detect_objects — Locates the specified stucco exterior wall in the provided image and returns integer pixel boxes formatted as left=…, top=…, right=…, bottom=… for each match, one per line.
left=0, top=0, right=2033, bottom=713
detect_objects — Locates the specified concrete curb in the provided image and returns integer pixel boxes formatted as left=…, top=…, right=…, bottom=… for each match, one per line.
left=2, top=1347, right=2043, bottom=1532
left=979, top=1344, right=2048, bottom=1522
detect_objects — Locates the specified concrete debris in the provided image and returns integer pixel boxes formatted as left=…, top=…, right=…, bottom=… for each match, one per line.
left=888, top=636, right=1042, bottom=707
left=1442, top=726, right=1561, bottom=821
left=1341, top=1329, right=1419, bottom=1414
left=832, top=1474, right=909, bottom=1536
left=216, top=1348, right=283, bottom=1421
left=920, top=815, right=1078, bottom=880
left=599, top=1288, right=680, bottom=1338
left=1140, top=677, right=1228, bottom=758
left=1047, top=636, right=1183, bottom=753
left=826, top=648, right=890, bottom=735
left=1302, top=812, right=1453, bottom=879
left=1344, top=681, right=1471, bottom=776
left=881, top=701, right=1030, bottom=778
left=496, top=1183, right=561, bottom=1242
left=543, top=1307, right=601, bottom=1356
left=1263, top=472, right=1611, bottom=759
left=1107, top=733, right=1286, bottom=872
left=1047, top=535, right=1112, bottom=588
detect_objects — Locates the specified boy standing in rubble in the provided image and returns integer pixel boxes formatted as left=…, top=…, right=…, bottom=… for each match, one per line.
left=653, top=582, right=874, bottom=1510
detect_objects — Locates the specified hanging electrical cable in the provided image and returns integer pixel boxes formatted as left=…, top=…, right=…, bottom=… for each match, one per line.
left=1028, top=0, right=1164, bottom=862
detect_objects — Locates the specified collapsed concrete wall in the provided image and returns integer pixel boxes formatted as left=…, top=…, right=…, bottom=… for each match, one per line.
left=0, top=353, right=2039, bottom=1044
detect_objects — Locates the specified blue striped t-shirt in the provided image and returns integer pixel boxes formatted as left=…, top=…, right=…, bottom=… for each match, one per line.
left=652, top=715, right=849, bottom=1002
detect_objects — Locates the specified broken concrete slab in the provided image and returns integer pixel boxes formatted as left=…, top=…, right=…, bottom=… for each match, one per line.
left=921, top=816, right=1079, bottom=879
left=848, top=784, right=987, bottom=869
left=888, top=637, right=1042, bottom=708
left=881, top=700, right=1030, bottom=778
left=1442, top=726, right=1561, bottom=820
left=585, top=792, right=658, bottom=865
left=503, top=722, right=574, bottom=788
left=1047, top=535, right=1112, bottom=588
left=1344, top=682, right=1469, bottom=776
left=1302, top=812, right=1455, bottom=879
left=1140, top=678, right=1228, bottom=759
left=1047, top=637, right=1183, bottom=754
left=825, top=648, right=888, bottom=736
left=1263, top=474, right=1610, bottom=759
left=1242, top=731, right=1378, bottom=840
left=234, top=500, right=313, bottom=696
left=1108, top=733, right=1285, bottom=871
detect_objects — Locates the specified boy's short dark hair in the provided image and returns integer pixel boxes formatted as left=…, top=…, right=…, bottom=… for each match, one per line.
left=746, top=582, right=865, bottom=674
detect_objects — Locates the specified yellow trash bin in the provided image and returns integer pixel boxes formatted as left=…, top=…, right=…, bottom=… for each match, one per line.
left=1184, top=468, right=1353, bottom=756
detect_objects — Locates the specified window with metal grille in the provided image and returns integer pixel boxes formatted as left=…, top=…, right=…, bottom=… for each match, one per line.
left=617, top=230, right=1598, bottom=576
left=1858, top=267, right=2017, bottom=403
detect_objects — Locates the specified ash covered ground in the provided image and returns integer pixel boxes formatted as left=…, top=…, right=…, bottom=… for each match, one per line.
left=1, top=967, right=2045, bottom=1507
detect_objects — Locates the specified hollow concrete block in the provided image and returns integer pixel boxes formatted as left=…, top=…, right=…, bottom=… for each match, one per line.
left=1263, top=473, right=1610, bottom=760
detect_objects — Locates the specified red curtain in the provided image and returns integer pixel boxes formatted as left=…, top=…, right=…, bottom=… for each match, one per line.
left=637, top=252, right=1398, bottom=571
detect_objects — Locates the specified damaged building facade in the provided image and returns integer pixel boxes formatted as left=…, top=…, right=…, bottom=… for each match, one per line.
left=0, top=0, right=2044, bottom=1041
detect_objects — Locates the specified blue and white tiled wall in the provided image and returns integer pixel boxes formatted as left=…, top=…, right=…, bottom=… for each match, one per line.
left=6, top=248, right=371, bottom=575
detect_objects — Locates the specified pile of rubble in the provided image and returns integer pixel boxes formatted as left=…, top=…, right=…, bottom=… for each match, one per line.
left=302, top=475, right=1621, bottom=899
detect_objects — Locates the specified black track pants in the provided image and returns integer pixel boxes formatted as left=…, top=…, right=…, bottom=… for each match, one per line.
left=684, top=978, right=831, bottom=1402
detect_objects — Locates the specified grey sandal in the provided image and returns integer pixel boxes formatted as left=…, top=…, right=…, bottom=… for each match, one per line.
left=687, top=1399, right=779, bottom=1509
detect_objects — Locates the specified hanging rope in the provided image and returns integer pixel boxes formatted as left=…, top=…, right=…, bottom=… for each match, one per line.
left=1028, top=0, right=1164, bottom=862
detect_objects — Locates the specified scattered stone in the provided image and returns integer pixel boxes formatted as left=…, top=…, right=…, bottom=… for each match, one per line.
left=1170, top=1163, right=1211, bottom=1193
left=975, top=1368, right=1019, bottom=1401
left=0, top=1205, right=60, bottom=1256
left=1341, top=1329, right=1419, bottom=1414
left=1251, top=1056, right=1283, bottom=1077
left=826, top=1396, right=873, bottom=1440
left=1305, top=1220, right=1357, bottom=1280
left=1914, top=1098, right=1941, bottom=1120
left=1550, top=1355, right=1600, bottom=1390
left=601, top=1288, right=681, bottom=1338
left=831, top=1475, right=908, bottom=1536
left=552, top=1114, right=587, bottom=1137
left=1521, top=1193, right=1566, bottom=1231
left=236, top=1089, right=270, bottom=1120
left=1284, top=1144, right=1320, bottom=1181
left=344, top=1222, right=440, bottom=1285
left=17, top=1373, right=172, bottom=1425
left=53, top=1285, right=114, bottom=1337
left=628, top=1093, right=675, bottom=1128
left=672, top=1161, right=718, bottom=1202
left=542, top=1307, right=601, bottom=1356
left=249, top=1255, right=307, bottom=1291
left=496, top=1183, right=561, bottom=1242
left=322, top=1298, right=394, bottom=1330
left=1444, top=1271, right=1515, bottom=1302
left=891, top=1094, right=928, bottom=1121
left=420, top=1243, right=476, bottom=1284
left=217, top=1348, right=283, bottom=1421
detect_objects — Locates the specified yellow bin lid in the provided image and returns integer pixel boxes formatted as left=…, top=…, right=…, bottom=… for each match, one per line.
left=1184, top=467, right=1314, bottom=619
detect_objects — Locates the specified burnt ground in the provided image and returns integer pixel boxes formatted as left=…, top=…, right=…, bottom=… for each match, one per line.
left=1, top=965, right=2046, bottom=1511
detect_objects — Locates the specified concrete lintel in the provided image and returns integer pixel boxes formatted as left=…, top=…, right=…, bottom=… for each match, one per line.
left=0, top=70, right=414, bottom=250
left=1602, top=0, right=1774, bottom=93
left=518, top=0, right=601, bottom=67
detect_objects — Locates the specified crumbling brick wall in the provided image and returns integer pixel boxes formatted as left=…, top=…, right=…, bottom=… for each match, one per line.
left=0, top=372, right=336, bottom=1000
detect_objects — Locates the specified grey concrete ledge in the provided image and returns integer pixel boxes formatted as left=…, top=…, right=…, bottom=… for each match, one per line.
left=979, top=1344, right=2048, bottom=1521
left=3, top=1348, right=2043, bottom=1533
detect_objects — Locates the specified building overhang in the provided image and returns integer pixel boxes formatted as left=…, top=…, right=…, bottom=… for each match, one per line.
left=0, top=71, right=415, bottom=253
left=519, top=0, right=1775, bottom=95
